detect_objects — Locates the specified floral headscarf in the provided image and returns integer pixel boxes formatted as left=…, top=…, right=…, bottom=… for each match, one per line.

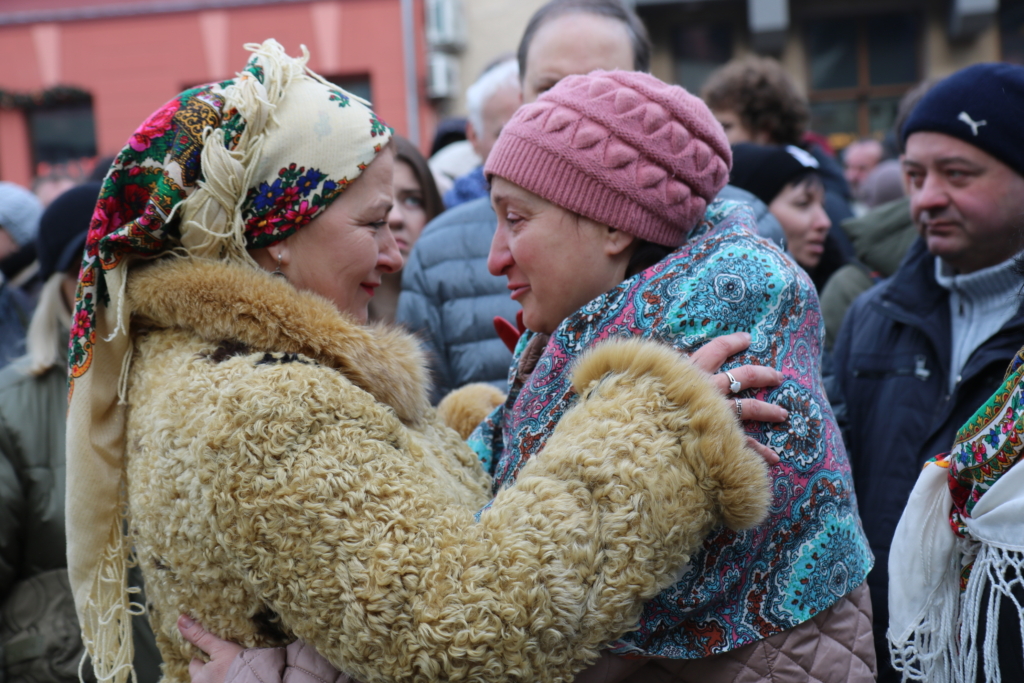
left=65, top=39, right=392, bottom=683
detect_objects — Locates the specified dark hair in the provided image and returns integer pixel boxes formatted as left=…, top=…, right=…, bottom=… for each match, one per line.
left=786, top=169, right=824, bottom=197
left=893, top=79, right=937, bottom=154
left=517, top=0, right=651, bottom=78
left=391, top=135, right=443, bottom=223
left=89, top=155, right=118, bottom=182
left=701, top=57, right=808, bottom=146
left=626, top=238, right=674, bottom=278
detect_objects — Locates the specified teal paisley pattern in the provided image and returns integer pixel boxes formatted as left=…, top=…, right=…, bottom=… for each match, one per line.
left=469, top=200, right=873, bottom=658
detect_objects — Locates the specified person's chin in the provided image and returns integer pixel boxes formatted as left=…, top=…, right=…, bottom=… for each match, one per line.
left=925, top=234, right=966, bottom=262
left=797, top=256, right=822, bottom=271
left=521, top=305, right=550, bottom=335
left=347, top=298, right=370, bottom=324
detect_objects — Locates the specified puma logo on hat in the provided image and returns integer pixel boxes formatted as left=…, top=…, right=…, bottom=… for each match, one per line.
left=957, top=111, right=987, bottom=136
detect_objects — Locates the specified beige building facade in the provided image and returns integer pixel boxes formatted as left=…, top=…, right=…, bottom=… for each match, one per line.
left=633, top=0, right=1017, bottom=150
left=425, top=0, right=546, bottom=118
left=433, top=0, right=1019, bottom=151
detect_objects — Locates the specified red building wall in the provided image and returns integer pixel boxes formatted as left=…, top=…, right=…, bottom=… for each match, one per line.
left=0, top=0, right=435, bottom=187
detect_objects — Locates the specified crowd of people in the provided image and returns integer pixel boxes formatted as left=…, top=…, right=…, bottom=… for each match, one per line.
left=0, top=1, right=1022, bottom=682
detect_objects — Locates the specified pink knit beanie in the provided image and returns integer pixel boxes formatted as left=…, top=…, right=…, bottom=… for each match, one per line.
left=485, top=70, right=732, bottom=247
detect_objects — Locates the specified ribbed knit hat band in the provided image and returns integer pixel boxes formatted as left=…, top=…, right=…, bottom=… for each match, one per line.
left=485, top=70, right=731, bottom=247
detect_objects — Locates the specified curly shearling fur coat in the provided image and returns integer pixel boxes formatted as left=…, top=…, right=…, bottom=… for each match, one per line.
left=122, top=258, right=769, bottom=683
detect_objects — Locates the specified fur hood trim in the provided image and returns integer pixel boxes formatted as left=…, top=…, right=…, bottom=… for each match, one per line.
left=126, top=257, right=430, bottom=425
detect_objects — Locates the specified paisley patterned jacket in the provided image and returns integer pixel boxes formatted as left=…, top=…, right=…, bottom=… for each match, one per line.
left=470, top=199, right=874, bottom=659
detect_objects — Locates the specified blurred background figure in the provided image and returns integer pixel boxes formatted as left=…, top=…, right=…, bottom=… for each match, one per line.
left=843, top=138, right=885, bottom=214
left=368, top=135, right=443, bottom=323
left=729, top=143, right=833, bottom=289
left=0, top=182, right=162, bottom=683
left=0, top=182, right=43, bottom=368
left=428, top=117, right=477, bottom=197
left=702, top=56, right=855, bottom=287
left=819, top=79, right=934, bottom=351
left=858, top=159, right=904, bottom=211
left=444, top=58, right=520, bottom=209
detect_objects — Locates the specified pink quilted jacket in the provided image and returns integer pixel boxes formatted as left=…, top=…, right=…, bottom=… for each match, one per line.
left=224, top=641, right=352, bottom=683
left=223, top=583, right=875, bottom=683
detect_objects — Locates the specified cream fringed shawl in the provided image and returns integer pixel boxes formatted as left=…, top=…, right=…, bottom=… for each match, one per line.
left=888, top=352, right=1024, bottom=682
left=65, top=39, right=392, bottom=683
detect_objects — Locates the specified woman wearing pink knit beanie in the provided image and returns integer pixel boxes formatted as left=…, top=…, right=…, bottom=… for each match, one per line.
left=478, top=70, right=875, bottom=681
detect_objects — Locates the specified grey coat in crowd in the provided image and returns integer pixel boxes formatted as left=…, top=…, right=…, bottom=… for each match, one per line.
left=0, top=357, right=162, bottom=683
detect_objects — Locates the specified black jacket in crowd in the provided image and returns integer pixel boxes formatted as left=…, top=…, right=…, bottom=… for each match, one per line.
left=832, top=237, right=1024, bottom=680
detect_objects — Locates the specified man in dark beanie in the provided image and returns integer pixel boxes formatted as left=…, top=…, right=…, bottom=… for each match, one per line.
left=833, top=62, right=1024, bottom=682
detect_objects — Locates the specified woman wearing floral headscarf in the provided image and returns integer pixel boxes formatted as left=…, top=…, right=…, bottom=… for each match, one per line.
left=65, top=41, right=773, bottom=683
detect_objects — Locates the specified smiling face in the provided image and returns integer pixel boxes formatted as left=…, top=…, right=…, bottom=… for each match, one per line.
left=903, top=132, right=1024, bottom=274
left=768, top=177, right=831, bottom=270
left=253, top=147, right=402, bottom=323
left=521, top=12, right=635, bottom=104
left=388, top=159, right=428, bottom=261
left=487, top=177, right=635, bottom=334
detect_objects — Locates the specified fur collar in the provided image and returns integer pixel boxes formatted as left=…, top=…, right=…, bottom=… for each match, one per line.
left=126, top=257, right=430, bottom=425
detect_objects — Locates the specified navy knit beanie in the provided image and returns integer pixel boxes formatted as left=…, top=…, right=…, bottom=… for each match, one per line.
left=902, top=62, right=1024, bottom=177
left=729, top=143, right=820, bottom=205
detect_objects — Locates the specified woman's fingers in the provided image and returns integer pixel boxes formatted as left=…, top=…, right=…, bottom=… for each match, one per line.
left=709, top=365, right=784, bottom=395
left=683, top=335, right=787, bottom=466
left=178, top=615, right=225, bottom=655
left=688, top=332, right=751, bottom=373
left=746, top=437, right=781, bottom=465
left=734, top=397, right=788, bottom=423
left=177, top=615, right=243, bottom=683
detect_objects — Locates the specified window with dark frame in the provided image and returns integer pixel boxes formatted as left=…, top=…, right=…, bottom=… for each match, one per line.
left=673, top=22, right=734, bottom=94
left=327, top=76, right=372, bottom=105
left=1001, top=0, right=1024, bottom=65
left=805, top=13, right=918, bottom=150
left=28, top=100, right=97, bottom=167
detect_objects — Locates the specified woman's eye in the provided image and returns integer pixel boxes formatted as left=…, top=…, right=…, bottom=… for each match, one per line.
left=403, top=196, right=424, bottom=209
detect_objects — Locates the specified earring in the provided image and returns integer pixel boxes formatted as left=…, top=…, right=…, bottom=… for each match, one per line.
left=272, top=252, right=286, bottom=278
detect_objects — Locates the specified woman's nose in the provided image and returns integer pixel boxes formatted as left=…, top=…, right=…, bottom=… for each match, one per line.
left=814, top=206, right=831, bottom=232
left=378, top=226, right=404, bottom=273
left=487, top=224, right=513, bottom=276
left=388, top=203, right=404, bottom=231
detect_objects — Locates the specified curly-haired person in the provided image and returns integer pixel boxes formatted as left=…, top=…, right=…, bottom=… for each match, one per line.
left=702, top=56, right=855, bottom=287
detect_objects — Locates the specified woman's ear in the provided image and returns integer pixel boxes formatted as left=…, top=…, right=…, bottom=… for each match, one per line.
left=604, top=226, right=636, bottom=257
left=248, top=238, right=292, bottom=274
left=274, top=238, right=292, bottom=267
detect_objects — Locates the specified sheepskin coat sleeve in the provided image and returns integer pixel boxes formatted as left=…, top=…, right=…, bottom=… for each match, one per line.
left=122, top=258, right=769, bottom=683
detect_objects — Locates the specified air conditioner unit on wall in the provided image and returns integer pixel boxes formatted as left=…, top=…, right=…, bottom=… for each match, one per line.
left=426, top=0, right=466, bottom=52
left=426, top=51, right=460, bottom=100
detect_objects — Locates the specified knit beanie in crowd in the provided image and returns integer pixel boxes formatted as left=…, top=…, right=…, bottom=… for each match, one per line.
left=729, top=142, right=821, bottom=205
left=902, top=62, right=1024, bottom=178
left=36, top=182, right=101, bottom=280
left=0, top=181, right=43, bottom=247
left=485, top=70, right=731, bottom=247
